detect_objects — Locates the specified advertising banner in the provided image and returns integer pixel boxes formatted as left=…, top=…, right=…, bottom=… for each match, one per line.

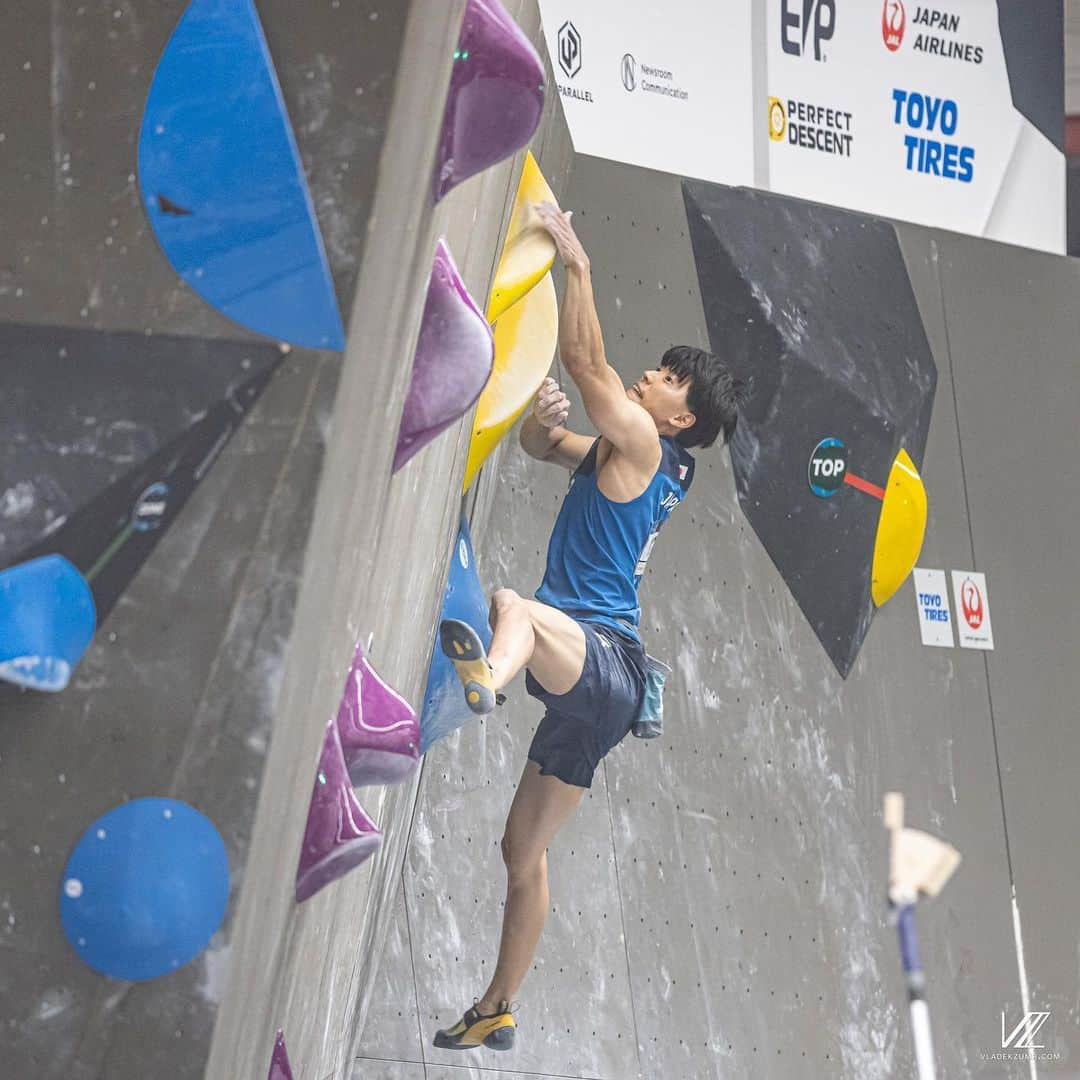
left=536, top=0, right=756, bottom=187
left=764, top=0, right=1063, bottom=252
left=538, top=0, right=1064, bottom=253
left=952, top=570, right=995, bottom=649
left=913, top=568, right=955, bottom=648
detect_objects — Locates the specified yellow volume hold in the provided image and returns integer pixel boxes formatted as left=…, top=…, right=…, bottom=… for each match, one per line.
left=486, top=150, right=557, bottom=324
left=464, top=272, right=558, bottom=492
left=871, top=448, right=928, bottom=607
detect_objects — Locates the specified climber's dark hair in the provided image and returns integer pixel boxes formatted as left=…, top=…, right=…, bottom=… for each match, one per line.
left=662, top=345, right=750, bottom=449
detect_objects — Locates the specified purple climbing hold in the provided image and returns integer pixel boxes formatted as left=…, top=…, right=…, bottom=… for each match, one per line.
left=268, top=1030, right=293, bottom=1080
left=336, top=641, right=420, bottom=787
left=435, top=0, right=545, bottom=202
left=295, top=722, right=382, bottom=903
left=394, top=240, right=494, bottom=472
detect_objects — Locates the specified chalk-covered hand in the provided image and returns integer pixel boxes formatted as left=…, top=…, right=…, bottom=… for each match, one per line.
left=533, top=376, right=570, bottom=429
left=535, top=202, right=589, bottom=271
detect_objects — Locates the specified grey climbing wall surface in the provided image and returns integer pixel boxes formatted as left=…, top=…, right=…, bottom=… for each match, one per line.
left=207, top=3, right=569, bottom=1078
left=355, top=165, right=1080, bottom=1075
left=4, top=1, right=1079, bottom=1078
left=0, top=0, right=407, bottom=1077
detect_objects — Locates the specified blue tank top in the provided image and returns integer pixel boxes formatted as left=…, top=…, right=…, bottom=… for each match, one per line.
left=535, top=436, right=695, bottom=639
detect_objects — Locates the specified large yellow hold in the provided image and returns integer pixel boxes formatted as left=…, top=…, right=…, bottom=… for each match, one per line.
left=485, top=151, right=557, bottom=323
left=464, top=151, right=561, bottom=492
left=464, top=272, right=558, bottom=491
left=871, top=448, right=928, bottom=607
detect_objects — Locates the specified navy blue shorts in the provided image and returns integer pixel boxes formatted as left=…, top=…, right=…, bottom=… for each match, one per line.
left=525, top=619, right=647, bottom=789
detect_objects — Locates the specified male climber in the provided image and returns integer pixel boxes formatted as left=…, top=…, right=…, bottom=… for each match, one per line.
left=433, top=202, right=747, bottom=1053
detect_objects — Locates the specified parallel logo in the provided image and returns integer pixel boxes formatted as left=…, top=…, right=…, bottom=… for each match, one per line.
left=780, top=0, right=836, bottom=62
left=554, top=21, right=593, bottom=103
left=557, top=21, right=581, bottom=78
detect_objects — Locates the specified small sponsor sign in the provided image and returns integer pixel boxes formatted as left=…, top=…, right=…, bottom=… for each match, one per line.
left=913, top=568, right=953, bottom=647
left=951, top=570, right=993, bottom=650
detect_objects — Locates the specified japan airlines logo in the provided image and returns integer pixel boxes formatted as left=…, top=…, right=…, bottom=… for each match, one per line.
left=959, top=576, right=983, bottom=629
left=558, top=21, right=582, bottom=78
left=1001, top=1011, right=1050, bottom=1050
left=882, top=0, right=906, bottom=51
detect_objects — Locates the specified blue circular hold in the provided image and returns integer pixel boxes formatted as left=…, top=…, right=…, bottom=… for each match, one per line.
left=60, top=798, right=229, bottom=981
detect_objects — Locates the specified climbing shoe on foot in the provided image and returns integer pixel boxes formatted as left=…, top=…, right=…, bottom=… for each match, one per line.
left=433, top=1001, right=516, bottom=1051
left=439, top=619, right=496, bottom=715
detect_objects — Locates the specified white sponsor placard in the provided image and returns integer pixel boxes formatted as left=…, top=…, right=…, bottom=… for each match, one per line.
left=951, top=570, right=994, bottom=650
left=913, top=568, right=954, bottom=648
left=762, top=0, right=1062, bottom=253
left=536, top=0, right=755, bottom=187
left=536, top=0, right=1063, bottom=253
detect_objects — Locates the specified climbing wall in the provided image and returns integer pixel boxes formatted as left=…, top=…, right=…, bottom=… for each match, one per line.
left=356, top=161, right=1080, bottom=1076
left=0, top=1, right=408, bottom=1076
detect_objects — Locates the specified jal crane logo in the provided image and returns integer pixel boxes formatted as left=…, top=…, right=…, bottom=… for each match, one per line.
left=882, top=0, right=906, bottom=51
left=959, top=576, right=983, bottom=630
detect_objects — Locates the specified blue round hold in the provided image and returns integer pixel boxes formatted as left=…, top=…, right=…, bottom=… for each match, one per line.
left=60, top=798, right=229, bottom=981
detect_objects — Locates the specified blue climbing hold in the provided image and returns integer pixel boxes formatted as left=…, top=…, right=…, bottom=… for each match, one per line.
left=139, top=0, right=345, bottom=350
left=420, top=516, right=491, bottom=751
left=0, top=555, right=96, bottom=692
left=60, top=798, right=229, bottom=981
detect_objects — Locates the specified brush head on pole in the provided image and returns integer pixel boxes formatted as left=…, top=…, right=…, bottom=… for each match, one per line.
left=884, top=792, right=962, bottom=904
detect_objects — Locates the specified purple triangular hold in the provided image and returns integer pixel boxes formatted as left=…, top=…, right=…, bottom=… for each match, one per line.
left=295, top=722, right=382, bottom=903
left=394, top=240, right=494, bottom=472
left=435, top=0, right=545, bottom=201
left=268, top=1030, right=293, bottom=1080
left=336, top=641, right=420, bottom=787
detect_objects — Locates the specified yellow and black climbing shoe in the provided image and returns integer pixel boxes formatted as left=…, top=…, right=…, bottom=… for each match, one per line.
left=433, top=1001, right=516, bottom=1051
left=439, top=619, right=496, bottom=715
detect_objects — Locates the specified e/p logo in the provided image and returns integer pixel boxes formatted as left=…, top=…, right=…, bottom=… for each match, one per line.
left=781, top=0, right=836, bottom=62
left=808, top=437, right=846, bottom=496
left=882, top=0, right=905, bottom=51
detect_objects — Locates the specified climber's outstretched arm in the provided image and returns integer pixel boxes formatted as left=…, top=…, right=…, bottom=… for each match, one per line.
left=535, top=203, right=658, bottom=472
